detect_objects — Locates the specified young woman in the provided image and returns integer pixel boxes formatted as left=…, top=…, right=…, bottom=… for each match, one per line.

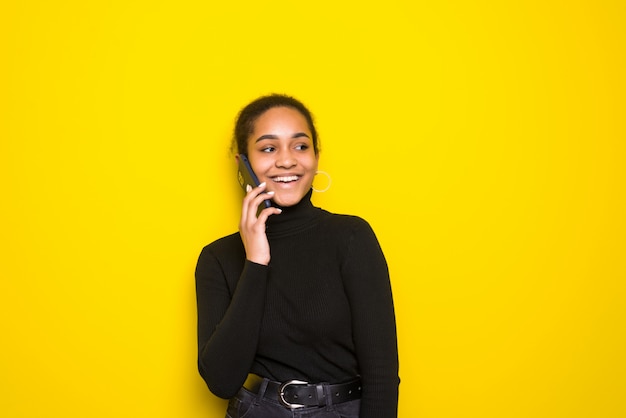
left=195, top=94, right=399, bottom=418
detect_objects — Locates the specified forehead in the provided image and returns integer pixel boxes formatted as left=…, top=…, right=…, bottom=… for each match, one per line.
left=252, top=106, right=310, bottom=133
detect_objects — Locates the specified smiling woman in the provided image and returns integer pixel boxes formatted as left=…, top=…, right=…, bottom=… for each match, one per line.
left=195, top=94, right=400, bottom=418
left=244, top=106, right=319, bottom=208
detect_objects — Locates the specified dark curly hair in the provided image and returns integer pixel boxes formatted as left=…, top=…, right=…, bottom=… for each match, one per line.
left=232, top=94, right=320, bottom=156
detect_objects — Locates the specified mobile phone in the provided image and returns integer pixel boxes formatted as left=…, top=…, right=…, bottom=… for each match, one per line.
left=237, top=154, right=272, bottom=209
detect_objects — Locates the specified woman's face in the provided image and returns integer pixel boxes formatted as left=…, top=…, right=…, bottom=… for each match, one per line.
left=245, top=106, right=319, bottom=207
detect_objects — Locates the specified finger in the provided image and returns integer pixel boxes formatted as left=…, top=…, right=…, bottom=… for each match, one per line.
left=255, top=206, right=282, bottom=224
left=244, top=183, right=274, bottom=219
left=243, top=192, right=276, bottom=231
left=244, top=182, right=267, bottom=206
left=241, top=182, right=266, bottom=224
left=252, top=190, right=274, bottom=209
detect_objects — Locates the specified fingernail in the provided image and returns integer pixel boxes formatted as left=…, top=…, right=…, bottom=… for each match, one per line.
left=259, top=182, right=266, bottom=187
left=267, top=191, right=275, bottom=195
left=246, top=185, right=252, bottom=192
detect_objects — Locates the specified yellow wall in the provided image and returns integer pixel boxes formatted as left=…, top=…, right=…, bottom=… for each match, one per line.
left=2, top=1, right=624, bottom=417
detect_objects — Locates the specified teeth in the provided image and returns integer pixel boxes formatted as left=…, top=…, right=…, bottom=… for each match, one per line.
left=273, top=176, right=299, bottom=183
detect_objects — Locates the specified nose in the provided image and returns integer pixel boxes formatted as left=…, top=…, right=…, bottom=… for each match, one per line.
left=275, top=148, right=297, bottom=168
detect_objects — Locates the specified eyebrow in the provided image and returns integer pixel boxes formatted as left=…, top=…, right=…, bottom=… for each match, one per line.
left=254, top=132, right=310, bottom=142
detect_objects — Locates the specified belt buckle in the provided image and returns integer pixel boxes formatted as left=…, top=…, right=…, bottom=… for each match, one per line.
left=278, top=379, right=308, bottom=409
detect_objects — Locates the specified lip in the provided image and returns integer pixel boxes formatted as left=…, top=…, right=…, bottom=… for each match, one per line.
left=269, top=174, right=302, bottom=184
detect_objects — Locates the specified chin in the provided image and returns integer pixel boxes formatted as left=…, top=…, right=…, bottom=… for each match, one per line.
left=274, top=199, right=298, bottom=208
left=274, top=192, right=305, bottom=207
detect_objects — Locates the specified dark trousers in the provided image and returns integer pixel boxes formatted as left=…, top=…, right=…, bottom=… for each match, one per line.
left=225, top=379, right=360, bottom=418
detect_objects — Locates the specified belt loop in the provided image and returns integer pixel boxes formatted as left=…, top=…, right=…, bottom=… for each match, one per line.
left=315, top=384, right=326, bottom=408
left=323, top=383, right=333, bottom=411
left=254, top=378, right=270, bottom=406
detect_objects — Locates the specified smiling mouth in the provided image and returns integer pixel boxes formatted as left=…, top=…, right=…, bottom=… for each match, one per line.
left=272, top=175, right=300, bottom=183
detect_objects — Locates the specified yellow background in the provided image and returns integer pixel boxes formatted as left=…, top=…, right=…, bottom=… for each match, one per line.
left=2, top=1, right=624, bottom=417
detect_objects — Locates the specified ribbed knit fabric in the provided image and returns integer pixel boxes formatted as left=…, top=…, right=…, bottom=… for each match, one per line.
left=195, top=191, right=399, bottom=417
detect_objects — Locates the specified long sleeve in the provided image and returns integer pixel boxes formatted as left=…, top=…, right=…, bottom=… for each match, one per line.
left=341, top=218, right=400, bottom=418
left=195, top=240, right=268, bottom=399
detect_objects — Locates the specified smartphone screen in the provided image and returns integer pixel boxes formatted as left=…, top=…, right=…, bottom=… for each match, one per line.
left=237, top=154, right=272, bottom=209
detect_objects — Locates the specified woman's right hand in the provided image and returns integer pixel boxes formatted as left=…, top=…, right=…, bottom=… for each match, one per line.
left=238, top=182, right=282, bottom=265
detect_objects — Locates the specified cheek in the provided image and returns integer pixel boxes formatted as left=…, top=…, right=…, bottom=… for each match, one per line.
left=311, top=158, right=319, bottom=173
left=248, top=156, right=270, bottom=174
left=304, top=160, right=319, bottom=185
left=305, top=153, right=319, bottom=170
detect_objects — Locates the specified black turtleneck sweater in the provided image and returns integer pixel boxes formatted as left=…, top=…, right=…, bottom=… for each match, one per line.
left=195, top=191, right=399, bottom=417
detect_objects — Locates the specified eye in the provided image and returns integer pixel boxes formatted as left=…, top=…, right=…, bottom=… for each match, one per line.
left=294, top=144, right=309, bottom=151
left=261, top=146, right=276, bottom=153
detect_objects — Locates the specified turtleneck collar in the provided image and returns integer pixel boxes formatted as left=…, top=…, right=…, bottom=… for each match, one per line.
left=265, top=189, right=322, bottom=238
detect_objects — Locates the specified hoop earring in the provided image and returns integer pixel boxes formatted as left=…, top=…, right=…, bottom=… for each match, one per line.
left=312, top=170, right=332, bottom=193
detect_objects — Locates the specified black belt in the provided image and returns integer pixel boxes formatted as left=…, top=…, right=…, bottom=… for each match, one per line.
left=243, top=374, right=362, bottom=409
